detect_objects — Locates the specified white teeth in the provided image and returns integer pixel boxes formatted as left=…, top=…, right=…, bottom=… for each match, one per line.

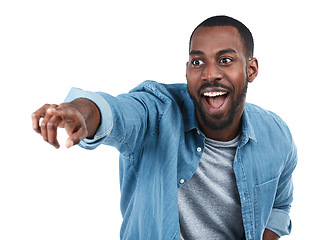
left=203, top=91, right=228, bottom=97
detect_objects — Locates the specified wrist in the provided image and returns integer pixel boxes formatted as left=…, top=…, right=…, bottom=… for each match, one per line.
left=70, top=98, right=101, bottom=139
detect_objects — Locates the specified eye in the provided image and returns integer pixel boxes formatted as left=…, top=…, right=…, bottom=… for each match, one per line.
left=191, top=59, right=205, bottom=67
left=219, top=57, right=233, bottom=64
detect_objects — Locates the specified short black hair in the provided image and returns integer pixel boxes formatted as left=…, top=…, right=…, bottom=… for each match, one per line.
left=189, top=15, right=254, bottom=59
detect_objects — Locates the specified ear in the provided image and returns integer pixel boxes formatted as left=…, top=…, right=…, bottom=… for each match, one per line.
left=246, top=58, right=258, bottom=83
left=185, top=61, right=189, bottom=80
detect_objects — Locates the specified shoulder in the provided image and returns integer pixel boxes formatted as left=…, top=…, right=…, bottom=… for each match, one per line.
left=244, top=103, right=293, bottom=142
left=244, top=103, right=297, bottom=171
left=130, top=80, right=188, bottom=104
left=245, top=103, right=289, bottom=128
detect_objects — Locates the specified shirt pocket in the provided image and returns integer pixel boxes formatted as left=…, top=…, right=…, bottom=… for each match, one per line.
left=253, top=174, right=280, bottom=230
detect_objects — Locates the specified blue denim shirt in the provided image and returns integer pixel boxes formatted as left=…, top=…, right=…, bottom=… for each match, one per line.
left=65, top=81, right=297, bottom=240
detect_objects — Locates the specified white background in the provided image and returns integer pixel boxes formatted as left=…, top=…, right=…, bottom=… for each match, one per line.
left=1, top=0, right=335, bottom=239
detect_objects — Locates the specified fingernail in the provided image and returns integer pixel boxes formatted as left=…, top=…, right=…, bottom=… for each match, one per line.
left=66, top=140, right=74, bottom=148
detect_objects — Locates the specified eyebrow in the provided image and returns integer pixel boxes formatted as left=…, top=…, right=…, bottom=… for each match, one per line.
left=189, top=50, right=205, bottom=56
left=216, top=48, right=237, bottom=57
left=189, top=48, right=237, bottom=56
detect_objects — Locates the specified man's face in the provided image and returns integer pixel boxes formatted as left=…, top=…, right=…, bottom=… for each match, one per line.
left=186, top=26, right=256, bottom=133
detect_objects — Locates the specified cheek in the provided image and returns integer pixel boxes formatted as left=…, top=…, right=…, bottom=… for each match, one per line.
left=226, top=68, right=247, bottom=92
left=186, top=72, right=200, bottom=92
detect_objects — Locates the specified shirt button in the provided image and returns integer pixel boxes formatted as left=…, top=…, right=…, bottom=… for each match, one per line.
left=196, top=147, right=202, bottom=152
left=197, top=130, right=201, bottom=135
left=179, top=179, right=185, bottom=184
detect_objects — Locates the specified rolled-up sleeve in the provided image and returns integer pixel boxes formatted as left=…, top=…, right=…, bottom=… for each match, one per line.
left=266, top=140, right=298, bottom=237
left=63, top=81, right=170, bottom=155
left=64, top=87, right=113, bottom=150
left=266, top=208, right=292, bottom=236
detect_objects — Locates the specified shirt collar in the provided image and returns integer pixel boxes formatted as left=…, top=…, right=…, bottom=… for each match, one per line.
left=240, top=105, right=257, bottom=146
left=182, top=91, right=200, bottom=132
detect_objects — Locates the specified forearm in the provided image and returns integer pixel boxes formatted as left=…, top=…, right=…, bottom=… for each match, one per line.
left=263, top=228, right=280, bottom=240
left=71, top=98, right=101, bottom=139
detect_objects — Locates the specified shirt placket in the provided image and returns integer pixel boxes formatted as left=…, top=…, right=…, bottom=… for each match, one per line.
left=177, top=129, right=204, bottom=188
left=234, top=146, right=254, bottom=240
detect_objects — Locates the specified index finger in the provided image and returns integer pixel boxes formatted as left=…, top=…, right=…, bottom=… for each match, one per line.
left=47, top=103, right=75, bottom=119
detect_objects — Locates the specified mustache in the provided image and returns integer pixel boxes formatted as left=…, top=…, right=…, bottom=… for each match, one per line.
left=197, top=81, right=233, bottom=95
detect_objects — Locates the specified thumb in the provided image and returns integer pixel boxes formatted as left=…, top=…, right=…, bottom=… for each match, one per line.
left=65, top=126, right=88, bottom=148
left=65, top=139, right=75, bottom=148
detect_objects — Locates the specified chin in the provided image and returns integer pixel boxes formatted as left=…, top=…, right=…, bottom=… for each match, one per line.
left=199, top=108, right=235, bottom=131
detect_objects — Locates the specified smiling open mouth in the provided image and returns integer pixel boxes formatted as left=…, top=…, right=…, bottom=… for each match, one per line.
left=203, top=91, right=228, bottom=109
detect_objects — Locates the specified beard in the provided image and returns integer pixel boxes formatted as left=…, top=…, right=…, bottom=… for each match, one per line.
left=189, top=77, right=248, bottom=131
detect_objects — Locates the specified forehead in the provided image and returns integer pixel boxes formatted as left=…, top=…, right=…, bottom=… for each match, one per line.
left=190, top=26, right=244, bottom=55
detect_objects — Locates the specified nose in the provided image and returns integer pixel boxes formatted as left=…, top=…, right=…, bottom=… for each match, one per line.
left=201, top=62, right=223, bottom=82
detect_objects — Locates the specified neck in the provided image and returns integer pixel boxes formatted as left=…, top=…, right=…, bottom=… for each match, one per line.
left=199, top=117, right=242, bottom=142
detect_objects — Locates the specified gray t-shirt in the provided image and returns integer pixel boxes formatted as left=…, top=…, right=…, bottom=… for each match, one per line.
left=178, top=135, right=245, bottom=240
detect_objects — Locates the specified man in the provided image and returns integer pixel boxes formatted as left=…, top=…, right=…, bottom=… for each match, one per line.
left=32, top=16, right=297, bottom=240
